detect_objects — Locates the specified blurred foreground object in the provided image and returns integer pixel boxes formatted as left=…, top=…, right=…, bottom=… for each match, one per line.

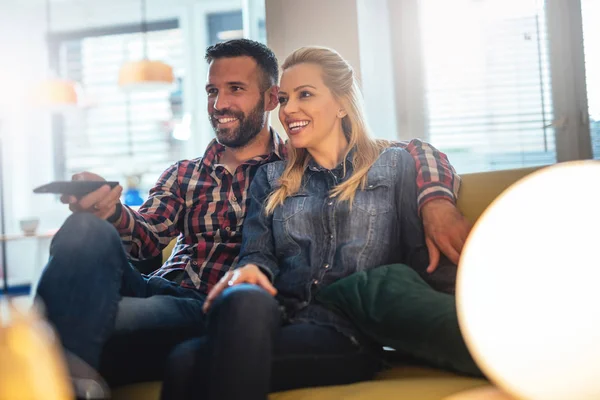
left=0, top=299, right=73, bottom=399
left=458, top=161, right=600, bottom=399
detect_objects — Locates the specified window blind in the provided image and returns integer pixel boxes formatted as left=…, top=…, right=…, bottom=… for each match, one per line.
left=581, top=0, right=600, bottom=159
left=419, top=0, right=555, bottom=173
left=58, top=27, right=184, bottom=191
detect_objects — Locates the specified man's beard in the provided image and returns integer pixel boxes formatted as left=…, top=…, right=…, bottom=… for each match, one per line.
left=210, top=99, right=266, bottom=148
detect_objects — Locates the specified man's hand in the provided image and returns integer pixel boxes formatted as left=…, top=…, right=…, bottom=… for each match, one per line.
left=203, top=264, right=277, bottom=313
left=421, top=199, right=472, bottom=273
left=61, top=172, right=123, bottom=220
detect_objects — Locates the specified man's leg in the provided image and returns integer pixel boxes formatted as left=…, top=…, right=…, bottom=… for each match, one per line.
left=99, top=281, right=207, bottom=386
left=161, top=285, right=382, bottom=400
left=36, top=213, right=147, bottom=370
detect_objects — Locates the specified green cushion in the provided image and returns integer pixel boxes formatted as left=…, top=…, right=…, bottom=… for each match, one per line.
left=316, top=264, right=482, bottom=377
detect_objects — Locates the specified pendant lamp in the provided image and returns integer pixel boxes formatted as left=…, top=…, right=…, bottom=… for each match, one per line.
left=118, top=0, right=174, bottom=90
left=33, top=0, right=80, bottom=108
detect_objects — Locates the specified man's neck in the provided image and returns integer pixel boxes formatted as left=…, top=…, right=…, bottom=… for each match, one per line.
left=220, top=126, right=272, bottom=173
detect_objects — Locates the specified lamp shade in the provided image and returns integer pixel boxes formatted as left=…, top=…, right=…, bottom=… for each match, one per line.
left=34, top=79, right=78, bottom=107
left=457, top=161, right=600, bottom=400
left=118, top=59, right=174, bottom=90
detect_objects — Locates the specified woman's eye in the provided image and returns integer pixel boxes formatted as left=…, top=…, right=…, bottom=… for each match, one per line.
left=278, top=97, right=288, bottom=105
left=299, top=91, right=312, bottom=98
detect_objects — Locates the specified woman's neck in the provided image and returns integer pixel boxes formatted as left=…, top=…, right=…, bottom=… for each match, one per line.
left=308, top=131, right=349, bottom=170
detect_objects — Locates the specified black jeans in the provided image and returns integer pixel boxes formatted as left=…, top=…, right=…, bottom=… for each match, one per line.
left=161, top=284, right=382, bottom=400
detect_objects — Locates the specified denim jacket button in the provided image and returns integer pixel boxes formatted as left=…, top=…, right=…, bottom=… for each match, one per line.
left=313, top=279, right=319, bottom=285
left=329, top=234, right=334, bottom=239
left=328, top=201, right=333, bottom=206
left=324, top=264, right=330, bottom=269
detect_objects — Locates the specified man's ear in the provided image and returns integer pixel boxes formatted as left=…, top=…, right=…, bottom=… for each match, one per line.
left=265, top=85, right=279, bottom=112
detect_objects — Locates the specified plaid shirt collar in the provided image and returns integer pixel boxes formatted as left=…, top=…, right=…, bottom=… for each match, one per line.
left=202, top=128, right=286, bottom=170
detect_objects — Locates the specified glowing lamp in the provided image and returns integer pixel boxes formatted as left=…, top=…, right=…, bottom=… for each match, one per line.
left=456, top=161, right=600, bottom=400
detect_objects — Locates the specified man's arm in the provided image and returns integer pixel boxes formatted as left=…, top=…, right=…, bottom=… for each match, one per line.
left=108, top=162, right=186, bottom=260
left=392, top=139, right=471, bottom=270
left=391, top=139, right=460, bottom=211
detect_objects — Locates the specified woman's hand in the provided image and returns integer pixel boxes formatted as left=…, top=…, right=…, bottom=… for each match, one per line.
left=202, top=264, right=277, bottom=313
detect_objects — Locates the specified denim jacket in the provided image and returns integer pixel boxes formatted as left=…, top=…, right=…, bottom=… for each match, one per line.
left=238, top=147, right=434, bottom=342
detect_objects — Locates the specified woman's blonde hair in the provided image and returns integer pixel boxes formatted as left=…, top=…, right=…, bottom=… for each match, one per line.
left=265, top=46, right=388, bottom=215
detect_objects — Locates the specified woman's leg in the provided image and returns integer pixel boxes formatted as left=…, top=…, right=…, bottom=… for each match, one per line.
left=270, top=323, right=382, bottom=393
left=161, top=308, right=382, bottom=399
left=166, top=284, right=281, bottom=400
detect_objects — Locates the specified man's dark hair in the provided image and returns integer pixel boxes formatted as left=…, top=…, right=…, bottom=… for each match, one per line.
left=205, top=39, right=279, bottom=91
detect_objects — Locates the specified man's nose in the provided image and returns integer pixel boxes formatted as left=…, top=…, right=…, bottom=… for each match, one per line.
left=213, top=94, right=230, bottom=111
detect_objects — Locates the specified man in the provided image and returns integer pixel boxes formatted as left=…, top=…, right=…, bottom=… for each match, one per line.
left=36, top=39, right=470, bottom=388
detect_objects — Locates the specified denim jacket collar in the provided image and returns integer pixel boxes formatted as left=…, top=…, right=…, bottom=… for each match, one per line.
left=306, top=147, right=356, bottom=173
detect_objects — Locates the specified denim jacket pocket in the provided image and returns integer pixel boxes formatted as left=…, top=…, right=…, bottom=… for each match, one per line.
left=272, top=193, right=308, bottom=260
left=354, top=179, right=393, bottom=215
left=273, top=193, right=309, bottom=221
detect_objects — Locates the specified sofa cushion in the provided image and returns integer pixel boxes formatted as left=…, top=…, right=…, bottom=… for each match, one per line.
left=316, top=264, right=482, bottom=377
left=269, top=367, right=488, bottom=400
left=111, top=366, right=489, bottom=400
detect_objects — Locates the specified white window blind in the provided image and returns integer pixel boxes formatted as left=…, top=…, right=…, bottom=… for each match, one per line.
left=581, top=0, right=600, bottom=159
left=58, top=27, right=185, bottom=191
left=419, top=0, right=555, bottom=173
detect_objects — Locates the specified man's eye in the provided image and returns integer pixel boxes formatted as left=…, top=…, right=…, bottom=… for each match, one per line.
left=278, top=97, right=288, bottom=105
left=231, top=86, right=243, bottom=92
left=299, top=91, right=312, bottom=98
left=207, top=88, right=217, bottom=96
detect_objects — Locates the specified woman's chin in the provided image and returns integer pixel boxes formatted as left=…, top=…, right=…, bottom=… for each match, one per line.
left=288, top=136, right=308, bottom=149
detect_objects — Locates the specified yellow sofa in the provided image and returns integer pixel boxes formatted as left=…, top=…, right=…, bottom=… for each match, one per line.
left=112, top=166, right=542, bottom=400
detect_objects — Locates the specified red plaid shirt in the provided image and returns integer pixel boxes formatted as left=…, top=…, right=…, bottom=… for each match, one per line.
left=112, top=131, right=459, bottom=294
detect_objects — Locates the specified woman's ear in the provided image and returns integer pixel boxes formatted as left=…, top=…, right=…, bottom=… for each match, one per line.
left=265, top=85, right=280, bottom=112
left=337, top=109, right=347, bottom=118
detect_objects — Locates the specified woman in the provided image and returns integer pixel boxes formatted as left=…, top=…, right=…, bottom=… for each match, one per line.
left=160, top=46, right=457, bottom=400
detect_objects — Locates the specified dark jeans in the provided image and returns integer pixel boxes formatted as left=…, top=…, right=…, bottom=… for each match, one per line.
left=161, top=284, right=382, bottom=400
left=36, top=213, right=207, bottom=386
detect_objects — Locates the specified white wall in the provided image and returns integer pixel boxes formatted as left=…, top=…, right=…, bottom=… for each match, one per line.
left=0, top=1, right=56, bottom=286
left=356, top=0, right=399, bottom=140
left=265, top=0, right=362, bottom=136
left=264, top=0, right=400, bottom=140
